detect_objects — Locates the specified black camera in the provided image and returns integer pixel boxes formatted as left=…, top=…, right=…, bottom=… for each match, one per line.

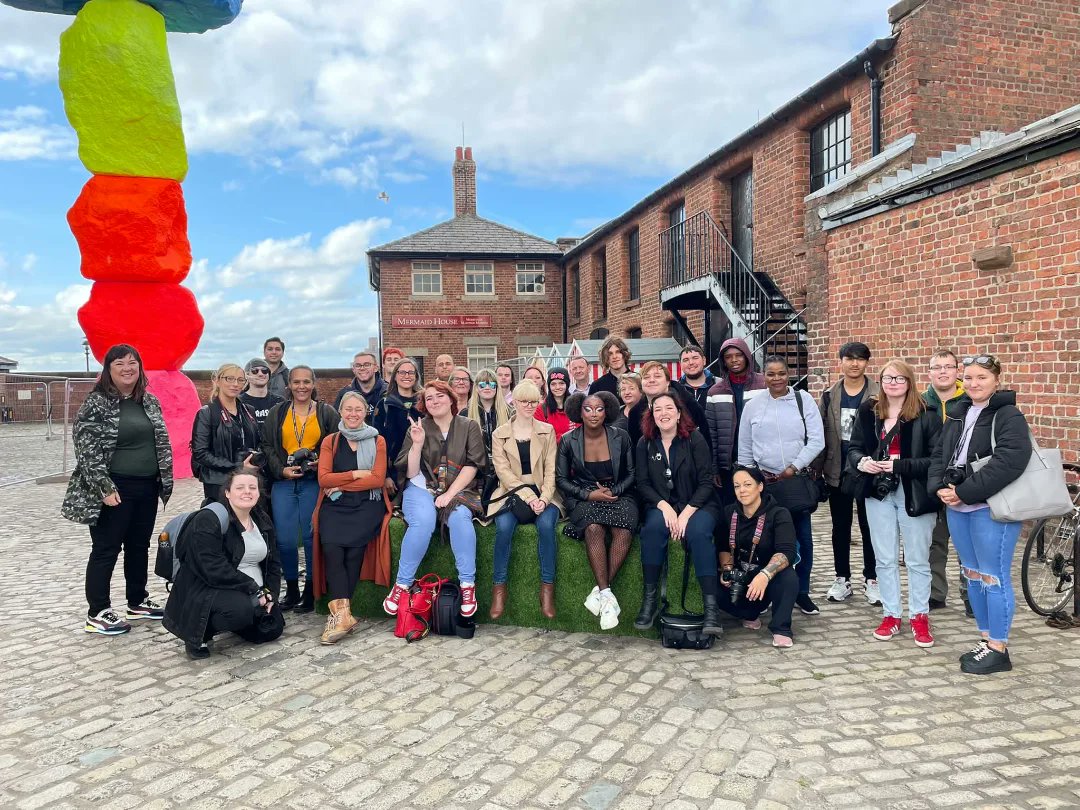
left=250, top=589, right=278, bottom=634
left=872, top=472, right=900, bottom=498
left=287, top=447, right=318, bottom=475
left=724, top=562, right=761, bottom=603
left=943, top=466, right=967, bottom=486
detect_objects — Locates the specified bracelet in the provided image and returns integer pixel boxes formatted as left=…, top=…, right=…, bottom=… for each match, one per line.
left=763, top=571, right=773, bottom=581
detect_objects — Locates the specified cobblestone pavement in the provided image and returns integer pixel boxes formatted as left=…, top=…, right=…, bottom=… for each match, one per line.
left=2, top=477, right=1079, bottom=810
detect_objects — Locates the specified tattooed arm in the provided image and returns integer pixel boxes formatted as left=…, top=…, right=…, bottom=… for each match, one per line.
left=762, top=552, right=788, bottom=579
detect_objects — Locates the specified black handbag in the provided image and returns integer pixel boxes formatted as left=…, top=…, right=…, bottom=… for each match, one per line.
left=488, top=483, right=541, bottom=524
left=658, top=549, right=714, bottom=650
left=764, top=390, right=820, bottom=514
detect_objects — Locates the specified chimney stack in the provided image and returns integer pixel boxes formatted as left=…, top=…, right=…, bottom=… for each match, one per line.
left=453, top=146, right=476, bottom=217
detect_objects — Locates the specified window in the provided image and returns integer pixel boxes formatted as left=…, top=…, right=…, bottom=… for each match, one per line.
left=570, top=263, right=580, bottom=320
left=626, top=327, right=642, bottom=340
left=516, top=262, right=545, bottom=295
left=467, top=345, right=497, bottom=372
left=627, top=228, right=640, bottom=301
left=517, top=344, right=545, bottom=358
left=411, top=261, right=442, bottom=295
left=595, top=249, right=607, bottom=319
left=810, top=109, right=852, bottom=191
left=464, top=262, right=494, bottom=295
left=668, top=202, right=686, bottom=283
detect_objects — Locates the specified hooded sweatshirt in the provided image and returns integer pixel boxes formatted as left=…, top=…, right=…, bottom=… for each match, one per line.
left=923, top=381, right=968, bottom=424
left=737, top=386, right=825, bottom=475
left=705, top=338, right=767, bottom=472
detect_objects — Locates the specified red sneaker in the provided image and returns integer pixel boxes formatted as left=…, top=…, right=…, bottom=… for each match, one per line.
left=460, top=584, right=477, bottom=617
left=873, top=616, right=902, bottom=640
left=382, top=583, right=407, bottom=616
left=910, top=613, right=935, bottom=648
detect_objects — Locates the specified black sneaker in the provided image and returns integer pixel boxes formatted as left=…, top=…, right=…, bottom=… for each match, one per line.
left=796, top=594, right=820, bottom=615
left=185, top=642, right=210, bottom=660
left=127, top=597, right=165, bottom=620
left=928, top=598, right=947, bottom=611
left=960, top=644, right=1012, bottom=675
left=958, top=639, right=988, bottom=664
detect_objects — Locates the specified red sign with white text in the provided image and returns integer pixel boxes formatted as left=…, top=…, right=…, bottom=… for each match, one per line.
left=392, top=314, right=493, bottom=329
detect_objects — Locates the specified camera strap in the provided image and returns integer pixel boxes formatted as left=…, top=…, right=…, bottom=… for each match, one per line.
left=875, top=419, right=904, bottom=459
left=729, top=511, right=766, bottom=565
left=290, top=403, right=315, bottom=449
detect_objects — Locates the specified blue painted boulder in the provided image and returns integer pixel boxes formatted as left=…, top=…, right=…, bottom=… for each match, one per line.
left=0, top=0, right=242, bottom=33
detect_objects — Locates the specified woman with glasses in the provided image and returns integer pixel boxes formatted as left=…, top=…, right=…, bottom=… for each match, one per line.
left=534, top=367, right=574, bottom=442
left=619, top=372, right=647, bottom=448
left=496, top=363, right=516, bottom=406
left=448, top=366, right=474, bottom=413
left=372, top=358, right=422, bottom=500
left=847, top=360, right=941, bottom=648
left=928, top=354, right=1031, bottom=675
left=487, top=380, right=563, bottom=619
left=191, top=363, right=260, bottom=503
left=556, top=391, right=637, bottom=630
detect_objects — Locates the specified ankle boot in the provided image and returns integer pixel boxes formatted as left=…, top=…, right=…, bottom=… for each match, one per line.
left=634, top=583, right=660, bottom=630
left=702, top=594, right=723, bottom=637
left=490, top=583, right=507, bottom=619
left=294, top=580, right=315, bottom=614
left=320, top=600, right=348, bottom=645
left=280, top=579, right=301, bottom=611
left=540, top=583, right=556, bottom=619
left=338, top=598, right=358, bottom=634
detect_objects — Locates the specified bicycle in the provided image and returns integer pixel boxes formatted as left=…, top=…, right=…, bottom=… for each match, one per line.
left=1021, top=461, right=1079, bottom=618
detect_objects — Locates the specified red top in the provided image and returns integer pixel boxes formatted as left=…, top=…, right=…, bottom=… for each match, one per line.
left=534, top=406, right=576, bottom=442
left=880, top=426, right=901, bottom=459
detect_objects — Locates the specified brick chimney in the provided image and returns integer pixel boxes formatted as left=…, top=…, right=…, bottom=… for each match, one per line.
left=452, top=146, right=476, bottom=217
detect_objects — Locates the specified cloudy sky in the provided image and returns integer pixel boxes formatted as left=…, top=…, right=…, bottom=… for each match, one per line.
left=0, top=0, right=892, bottom=371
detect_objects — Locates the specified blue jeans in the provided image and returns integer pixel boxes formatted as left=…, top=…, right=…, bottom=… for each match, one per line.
left=947, top=507, right=1022, bottom=643
left=398, top=483, right=477, bottom=586
left=270, top=477, right=319, bottom=582
left=493, top=505, right=560, bottom=585
left=639, top=508, right=718, bottom=579
left=790, top=509, right=813, bottom=595
left=865, top=487, right=935, bottom=618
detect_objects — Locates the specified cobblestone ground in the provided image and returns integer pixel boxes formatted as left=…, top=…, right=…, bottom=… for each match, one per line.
left=1, top=477, right=1079, bottom=810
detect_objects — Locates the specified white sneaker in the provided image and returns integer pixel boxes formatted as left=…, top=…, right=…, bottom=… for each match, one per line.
left=599, top=593, right=620, bottom=630
left=584, top=586, right=602, bottom=616
left=826, top=577, right=853, bottom=603
left=864, top=579, right=882, bottom=606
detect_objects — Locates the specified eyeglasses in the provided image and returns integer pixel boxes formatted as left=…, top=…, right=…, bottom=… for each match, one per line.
left=963, top=355, right=996, bottom=366
left=582, top=405, right=605, bottom=413
left=397, top=370, right=417, bottom=377
left=477, top=381, right=498, bottom=390
left=880, top=375, right=908, bottom=385
left=450, top=377, right=471, bottom=384
left=248, top=368, right=269, bottom=375
left=220, top=376, right=245, bottom=385
left=929, top=364, right=957, bottom=372
left=516, top=399, right=539, bottom=408
left=352, top=362, right=375, bottom=369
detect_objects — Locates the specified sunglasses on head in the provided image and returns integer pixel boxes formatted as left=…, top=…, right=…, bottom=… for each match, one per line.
left=962, top=355, right=996, bottom=367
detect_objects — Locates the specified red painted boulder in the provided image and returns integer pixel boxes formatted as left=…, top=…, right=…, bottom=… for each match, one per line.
left=68, top=175, right=191, bottom=283
left=146, top=369, right=201, bottom=479
left=79, top=281, right=203, bottom=370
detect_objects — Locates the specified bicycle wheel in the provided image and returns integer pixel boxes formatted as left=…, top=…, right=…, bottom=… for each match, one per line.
left=1021, top=513, right=1077, bottom=616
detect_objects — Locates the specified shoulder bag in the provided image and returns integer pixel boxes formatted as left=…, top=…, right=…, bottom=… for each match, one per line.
left=657, top=548, right=714, bottom=650
left=764, top=391, right=820, bottom=514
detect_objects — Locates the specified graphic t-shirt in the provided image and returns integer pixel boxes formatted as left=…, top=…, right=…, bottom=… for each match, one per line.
left=839, top=381, right=868, bottom=458
left=239, top=392, right=283, bottom=429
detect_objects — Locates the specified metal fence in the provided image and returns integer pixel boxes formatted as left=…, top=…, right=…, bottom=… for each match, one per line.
left=0, top=374, right=97, bottom=487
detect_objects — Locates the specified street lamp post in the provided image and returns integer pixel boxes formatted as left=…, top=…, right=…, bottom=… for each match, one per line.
left=82, top=339, right=90, bottom=373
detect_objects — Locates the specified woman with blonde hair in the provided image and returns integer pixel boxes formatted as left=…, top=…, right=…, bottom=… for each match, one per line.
left=467, top=368, right=511, bottom=511
left=191, top=362, right=260, bottom=502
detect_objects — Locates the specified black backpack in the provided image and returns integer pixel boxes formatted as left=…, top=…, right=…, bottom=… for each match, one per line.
left=154, top=502, right=230, bottom=589
left=430, top=580, right=476, bottom=639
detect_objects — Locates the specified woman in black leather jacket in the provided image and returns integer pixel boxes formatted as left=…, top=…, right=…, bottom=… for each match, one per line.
left=847, top=360, right=941, bottom=649
left=190, top=363, right=260, bottom=503
left=556, top=391, right=637, bottom=630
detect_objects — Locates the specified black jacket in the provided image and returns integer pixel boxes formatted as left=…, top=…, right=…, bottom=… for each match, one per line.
left=261, top=400, right=340, bottom=481
left=371, top=392, right=419, bottom=486
left=927, top=391, right=1030, bottom=505
left=334, top=375, right=387, bottom=417
left=588, top=372, right=621, bottom=400
left=163, top=507, right=281, bottom=645
left=721, top=494, right=797, bottom=568
left=847, top=400, right=942, bottom=517
left=621, top=398, right=647, bottom=449
left=667, top=380, right=711, bottom=449
left=190, top=399, right=259, bottom=485
left=635, top=431, right=718, bottom=518
left=555, top=425, right=636, bottom=514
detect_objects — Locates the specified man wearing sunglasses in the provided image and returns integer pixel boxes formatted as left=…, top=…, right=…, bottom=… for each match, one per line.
left=240, top=358, right=284, bottom=430
left=334, top=352, right=386, bottom=419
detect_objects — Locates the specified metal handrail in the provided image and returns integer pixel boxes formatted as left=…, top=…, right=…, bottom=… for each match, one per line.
left=759, top=307, right=808, bottom=350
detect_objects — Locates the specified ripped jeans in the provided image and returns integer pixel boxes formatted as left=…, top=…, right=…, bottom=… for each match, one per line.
left=946, top=507, right=1022, bottom=643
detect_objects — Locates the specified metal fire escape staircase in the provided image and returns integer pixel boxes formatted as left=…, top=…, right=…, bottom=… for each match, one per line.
left=658, top=211, right=808, bottom=384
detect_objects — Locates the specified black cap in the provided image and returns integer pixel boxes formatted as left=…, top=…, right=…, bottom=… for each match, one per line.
left=838, top=342, right=871, bottom=361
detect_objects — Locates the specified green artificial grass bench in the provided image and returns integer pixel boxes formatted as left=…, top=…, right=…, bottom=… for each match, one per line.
left=326, top=519, right=704, bottom=638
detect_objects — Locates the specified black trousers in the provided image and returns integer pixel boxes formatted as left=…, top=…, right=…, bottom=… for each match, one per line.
left=828, top=484, right=876, bottom=581
left=205, top=589, right=284, bottom=643
left=86, top=475, right=158, bottom=615
left=323, top=543, right=368, bottom=601
left=716, top=567, right=799, bottom=638
left=202, top=482, right=222, bottom=505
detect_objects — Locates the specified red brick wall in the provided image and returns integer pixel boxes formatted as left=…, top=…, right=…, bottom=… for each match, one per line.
left=821, top=149, right=1080, bottom=459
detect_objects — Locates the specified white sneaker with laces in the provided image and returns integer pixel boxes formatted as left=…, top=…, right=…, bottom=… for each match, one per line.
left=584, top=586, right=602, bottom=616
left=865, top=579, right=882, bottom=606
left=599, top=593, right=620, bottom=630
left=85, top=608, right=131, bottom=635
left=826, top=577, right=853, bottom=603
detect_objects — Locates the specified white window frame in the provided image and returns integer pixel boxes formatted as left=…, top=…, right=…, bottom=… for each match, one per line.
left=517, top=344, right=545, bottom=359
left=467, top=345, right=498, bottom=372
left=411, top=261, right=442, bottom=295
left=464, top=261, right=495, bottom=296
left=515, top=262, right=545, bottom=295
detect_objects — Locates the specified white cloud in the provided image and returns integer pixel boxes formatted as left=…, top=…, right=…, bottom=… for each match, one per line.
left=0, top=105, right=74, bottom=161
left=0, top=282, right=16, bottom=303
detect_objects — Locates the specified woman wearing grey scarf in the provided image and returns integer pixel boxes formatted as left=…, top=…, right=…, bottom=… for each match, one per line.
left=312, top=392, right=391, bottom=644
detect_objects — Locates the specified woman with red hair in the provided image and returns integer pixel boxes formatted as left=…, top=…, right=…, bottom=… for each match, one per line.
left=382, top=380, right=487, bottom=618
left=633, top=391, right=722, bottom=634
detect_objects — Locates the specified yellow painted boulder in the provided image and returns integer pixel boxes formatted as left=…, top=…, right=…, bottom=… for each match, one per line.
left=58, top=0, right=187, bottom=180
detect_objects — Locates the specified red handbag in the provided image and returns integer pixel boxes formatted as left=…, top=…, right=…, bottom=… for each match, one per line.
left=393, top=574, right=445, bottom=643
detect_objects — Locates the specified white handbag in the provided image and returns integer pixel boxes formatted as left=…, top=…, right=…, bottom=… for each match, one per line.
left=970, top=414, right=1072, bottom=522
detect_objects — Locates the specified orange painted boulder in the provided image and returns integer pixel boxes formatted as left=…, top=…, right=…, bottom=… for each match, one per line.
left=68, top=175, right=191, bottom=283
left=79, top=281, right=203, bottom=370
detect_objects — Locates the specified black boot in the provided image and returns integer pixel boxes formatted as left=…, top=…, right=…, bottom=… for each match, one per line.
left=634, top=584, right=660, bottom=630
left=702, top=594, right=723, bottom=637
left=294, top=580, right=315, bottom=614
left=279, top=579, right=301, bottom=611
left=185, top=642, right=210, bottom=660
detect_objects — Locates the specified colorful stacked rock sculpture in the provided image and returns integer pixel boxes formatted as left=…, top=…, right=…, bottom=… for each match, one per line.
left=1, top=0, right=245, bottom=476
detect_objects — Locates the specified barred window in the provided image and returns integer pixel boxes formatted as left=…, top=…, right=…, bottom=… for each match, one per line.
left=516, top=262, right=545, bottom=295
left=411, top=261, right=442, bottom=295
left=464, top=262, right=494, bottom=295
left=627, top=228, right=640, bottom=300
left=570, top=263, right=580, bottom=319
left=467, top=345, right=497, bottom=372
left=810, top=109, right=852, bottom=191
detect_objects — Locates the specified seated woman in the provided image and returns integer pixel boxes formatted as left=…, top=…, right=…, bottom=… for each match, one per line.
left=556, top=391, right=637, bottom=630
left=163, top=470, right=284, bottom=659
left=716, top=466, right=799, bottom=648
left=191, top=362, right=260, bottom=503
left=634, top=392, right=722, bottom=635
left=450, top=366, right=474, bottom=413
left=619, top=371, right=646, bottom=448
left=312, top=392, right=392, bottom=645
left=534, top=367, right=574, bottom=442
left=371, top=357, right=422, bottom=500
left=496, top=363, right=516, bottom=406
left=383, top=380, right=487, bottom=618
left=488, top=381, right=563, bottom=619
left=466, top=367, right=511, bottom=511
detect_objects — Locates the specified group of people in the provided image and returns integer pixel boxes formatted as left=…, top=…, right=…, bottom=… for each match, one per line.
left=62, top=334, right=1033, bottom=674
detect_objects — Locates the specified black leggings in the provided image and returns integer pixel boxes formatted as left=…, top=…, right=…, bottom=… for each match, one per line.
left=323, top=544, right=368, bottom=601
left=86, top=475, right=158, bottom=615
left=205, top=589, right=284, bottom=643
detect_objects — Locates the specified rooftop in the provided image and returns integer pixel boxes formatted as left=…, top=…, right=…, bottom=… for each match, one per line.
left=368, top=214, right=563, bottom=259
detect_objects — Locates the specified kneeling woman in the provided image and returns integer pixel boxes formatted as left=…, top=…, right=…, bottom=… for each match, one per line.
left=717, top=467, right=799, bottom=648
left=488, top=380, right=563, bottom=619
left=383, top=380, right=487, bottom=618
left=634, top=392, right=721, bottom=634
left=312, top=392, right=392, bottom=645
left=163, top=471, right=284, bottom=659
left=556, top=392, right=637, bottom=630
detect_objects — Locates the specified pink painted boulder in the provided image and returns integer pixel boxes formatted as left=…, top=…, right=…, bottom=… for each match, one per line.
left=146, top=369, right=200, bottom=479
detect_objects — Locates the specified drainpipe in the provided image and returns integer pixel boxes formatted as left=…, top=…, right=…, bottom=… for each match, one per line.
left=863, top=60, right=883, bottom=157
